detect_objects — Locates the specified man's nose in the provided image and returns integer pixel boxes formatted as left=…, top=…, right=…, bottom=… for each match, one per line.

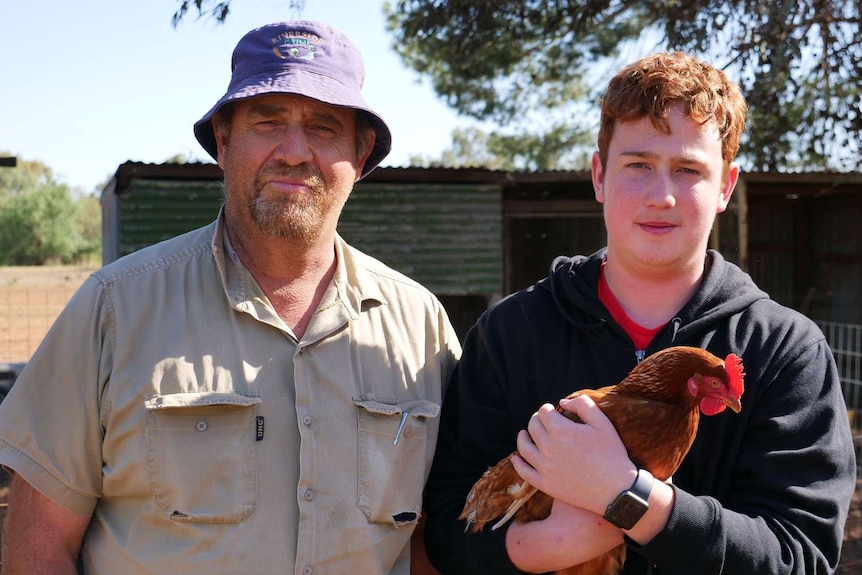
left=272, top=124, right=314, bottom=166
left=644, top=171, right=676, bottom=208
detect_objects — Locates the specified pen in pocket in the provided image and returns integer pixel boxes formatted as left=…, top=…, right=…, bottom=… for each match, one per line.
left=393, top=411, right=409, bottom=445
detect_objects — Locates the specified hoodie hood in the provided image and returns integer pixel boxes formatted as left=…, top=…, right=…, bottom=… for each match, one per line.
left=543, top=249, right=769, bottom=347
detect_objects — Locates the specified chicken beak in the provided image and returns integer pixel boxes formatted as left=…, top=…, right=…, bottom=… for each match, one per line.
left=725, top=396, right=742, bottom=414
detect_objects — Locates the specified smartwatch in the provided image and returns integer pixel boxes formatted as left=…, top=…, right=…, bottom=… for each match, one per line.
left=603, top=468, right=654, bottom=530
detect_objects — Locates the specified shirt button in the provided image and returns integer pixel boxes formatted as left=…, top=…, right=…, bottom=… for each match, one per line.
left=301, top=567, right=313, bottom=575
left=196, top=421, right=207, bottom=432
left=302, top=415, right=312, bottom=426
left=304, top=489, right=314, bottom=501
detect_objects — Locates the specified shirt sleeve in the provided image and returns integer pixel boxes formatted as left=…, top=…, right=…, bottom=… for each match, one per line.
left=0, top=275, right=111, bottom=516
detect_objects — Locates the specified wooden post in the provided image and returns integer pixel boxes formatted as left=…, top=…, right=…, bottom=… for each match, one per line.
left=736, top=177, right=748, bottom=272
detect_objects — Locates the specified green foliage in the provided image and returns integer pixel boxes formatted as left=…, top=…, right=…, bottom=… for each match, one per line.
left=0, top=154, right=101, bottom=265
left=386, top=0, right=862, bottom=172
left=74, top=193, right=103, bottom=258
left=386, top=1, right=645, bottom=125
left=165, top=153, right=190, bottom=164
left=414, top=124, right=593, bottom=171
left=171, top=0, right=306, bottom=26
left=658, top=0, right=861, bottom=171
left=0, top=155, right=57, bottom=198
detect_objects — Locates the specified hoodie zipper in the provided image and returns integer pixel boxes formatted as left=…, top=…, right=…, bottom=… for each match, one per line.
left=670, top=317, right=682, bottom=343
left=635, top=317, right=683, bottom=365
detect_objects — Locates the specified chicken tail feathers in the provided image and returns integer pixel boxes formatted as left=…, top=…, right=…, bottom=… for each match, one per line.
left=491, top=484, right=538, bottom=530
left=459, top=459, right=541, bottom=533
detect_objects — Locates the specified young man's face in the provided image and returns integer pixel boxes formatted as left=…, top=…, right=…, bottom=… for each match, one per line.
left=215, top=93, right=372, bottom=243
left=592, top=106, right=738, bottom=278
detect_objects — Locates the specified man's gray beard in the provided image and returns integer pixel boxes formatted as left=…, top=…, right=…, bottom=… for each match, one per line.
left=246, top=166, right=328, bottom=241
left=250, top=195, right=321, bottom=241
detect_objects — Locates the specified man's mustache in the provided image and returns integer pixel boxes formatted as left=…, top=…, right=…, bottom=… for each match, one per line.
left=255, top=162, right=324, bottom=188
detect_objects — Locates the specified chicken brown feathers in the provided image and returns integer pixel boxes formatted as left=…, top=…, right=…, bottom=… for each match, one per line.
left=459, top=346, right=745, bottom=575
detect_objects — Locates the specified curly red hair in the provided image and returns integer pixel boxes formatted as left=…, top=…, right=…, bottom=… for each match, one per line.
left=597, top=52, right=747, bottom=176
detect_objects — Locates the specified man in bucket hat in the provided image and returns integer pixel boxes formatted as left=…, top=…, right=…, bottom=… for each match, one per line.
left=0, top=21, right=460, bottom=575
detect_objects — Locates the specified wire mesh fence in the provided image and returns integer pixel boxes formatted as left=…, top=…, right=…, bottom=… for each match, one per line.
left=818, top=321, right=862, bottom=410
left=0, top=288, right=77, bottom=362
left=817, top=321, right=862, bottom=487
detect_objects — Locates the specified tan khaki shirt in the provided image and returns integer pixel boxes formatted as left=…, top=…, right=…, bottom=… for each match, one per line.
left=0, top=214, right=460, bottom=574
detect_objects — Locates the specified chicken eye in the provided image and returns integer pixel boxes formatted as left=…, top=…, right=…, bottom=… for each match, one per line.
left=708, top=377, right=720, bottom=389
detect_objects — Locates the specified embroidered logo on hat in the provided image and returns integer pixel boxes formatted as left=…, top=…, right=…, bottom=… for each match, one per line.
left=275, top=42, right=315, bottom=60
left=272, top=30, right=321, bottom=61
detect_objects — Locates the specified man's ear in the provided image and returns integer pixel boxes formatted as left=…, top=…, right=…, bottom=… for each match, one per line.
left=213, top=119, right=228, bottom=170
left=716, top=163, right=740, bottom=213
left=591, top=151, right=605, bottom=203
left=354, top=129, right=376, bottom=183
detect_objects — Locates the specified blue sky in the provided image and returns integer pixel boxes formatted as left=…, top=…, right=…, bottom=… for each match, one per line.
left=1, top=0, right=465, bottom=192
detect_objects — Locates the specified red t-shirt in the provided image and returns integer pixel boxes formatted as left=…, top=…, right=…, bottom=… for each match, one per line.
left=598, top=264, right=664, bottom=350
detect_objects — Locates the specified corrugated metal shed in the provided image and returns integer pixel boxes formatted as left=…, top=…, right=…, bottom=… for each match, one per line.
left=115, top=178, right=223, bottom=258
left=339, top=182, right=502, bottom=296
left=101, top=163, right=225, bottom=263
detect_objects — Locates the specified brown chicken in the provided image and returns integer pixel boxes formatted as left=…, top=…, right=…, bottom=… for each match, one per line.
left=459, top=346, right=745, bottom=575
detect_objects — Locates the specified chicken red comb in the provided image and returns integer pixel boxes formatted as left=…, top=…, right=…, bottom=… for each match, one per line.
left=724, top=353, right=745, bottom=397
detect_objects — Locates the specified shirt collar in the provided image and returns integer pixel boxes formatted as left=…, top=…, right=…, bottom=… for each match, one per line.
left=209, top=208, right=385, bottom=320
left=330, top=233, right=386, bottom=319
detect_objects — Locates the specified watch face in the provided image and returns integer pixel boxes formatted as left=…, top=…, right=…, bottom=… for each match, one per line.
left=604, top=491, right=649, bottom=530
left=604, top=469, right=654, bottom=529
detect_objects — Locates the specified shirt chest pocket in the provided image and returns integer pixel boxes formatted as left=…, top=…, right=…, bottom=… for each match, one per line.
left=354, top=398, right=440, bottom=526
left=145, top=392, right=262, bottom=524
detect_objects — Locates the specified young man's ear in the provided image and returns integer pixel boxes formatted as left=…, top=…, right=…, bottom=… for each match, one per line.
left=591, top=151, right=606, bottom=203
left=716, top=163, right=740, bottom=214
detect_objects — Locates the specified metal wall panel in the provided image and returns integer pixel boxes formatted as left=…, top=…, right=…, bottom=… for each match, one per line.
left=338, top=182, right=503, bottom=296
left=116, top=179, right=224, bottom=259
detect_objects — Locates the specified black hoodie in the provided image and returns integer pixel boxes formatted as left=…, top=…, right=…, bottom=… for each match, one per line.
left=424, top=249, right=856, bottom=574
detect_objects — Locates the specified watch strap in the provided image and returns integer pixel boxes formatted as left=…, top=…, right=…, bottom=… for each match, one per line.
left=629, top=468, right=654, bottom=500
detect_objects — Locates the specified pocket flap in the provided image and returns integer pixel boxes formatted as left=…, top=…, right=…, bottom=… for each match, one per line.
left=353, top=398, right=440, bottom=419
left=146, top=392, right=261, bottom=410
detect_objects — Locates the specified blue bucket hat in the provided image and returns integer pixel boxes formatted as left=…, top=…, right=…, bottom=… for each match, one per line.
left=194, top=21, right=392, bottom=179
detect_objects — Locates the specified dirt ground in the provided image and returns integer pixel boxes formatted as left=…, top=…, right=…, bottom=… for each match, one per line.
left=839, top=477, right=862, bottom=573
